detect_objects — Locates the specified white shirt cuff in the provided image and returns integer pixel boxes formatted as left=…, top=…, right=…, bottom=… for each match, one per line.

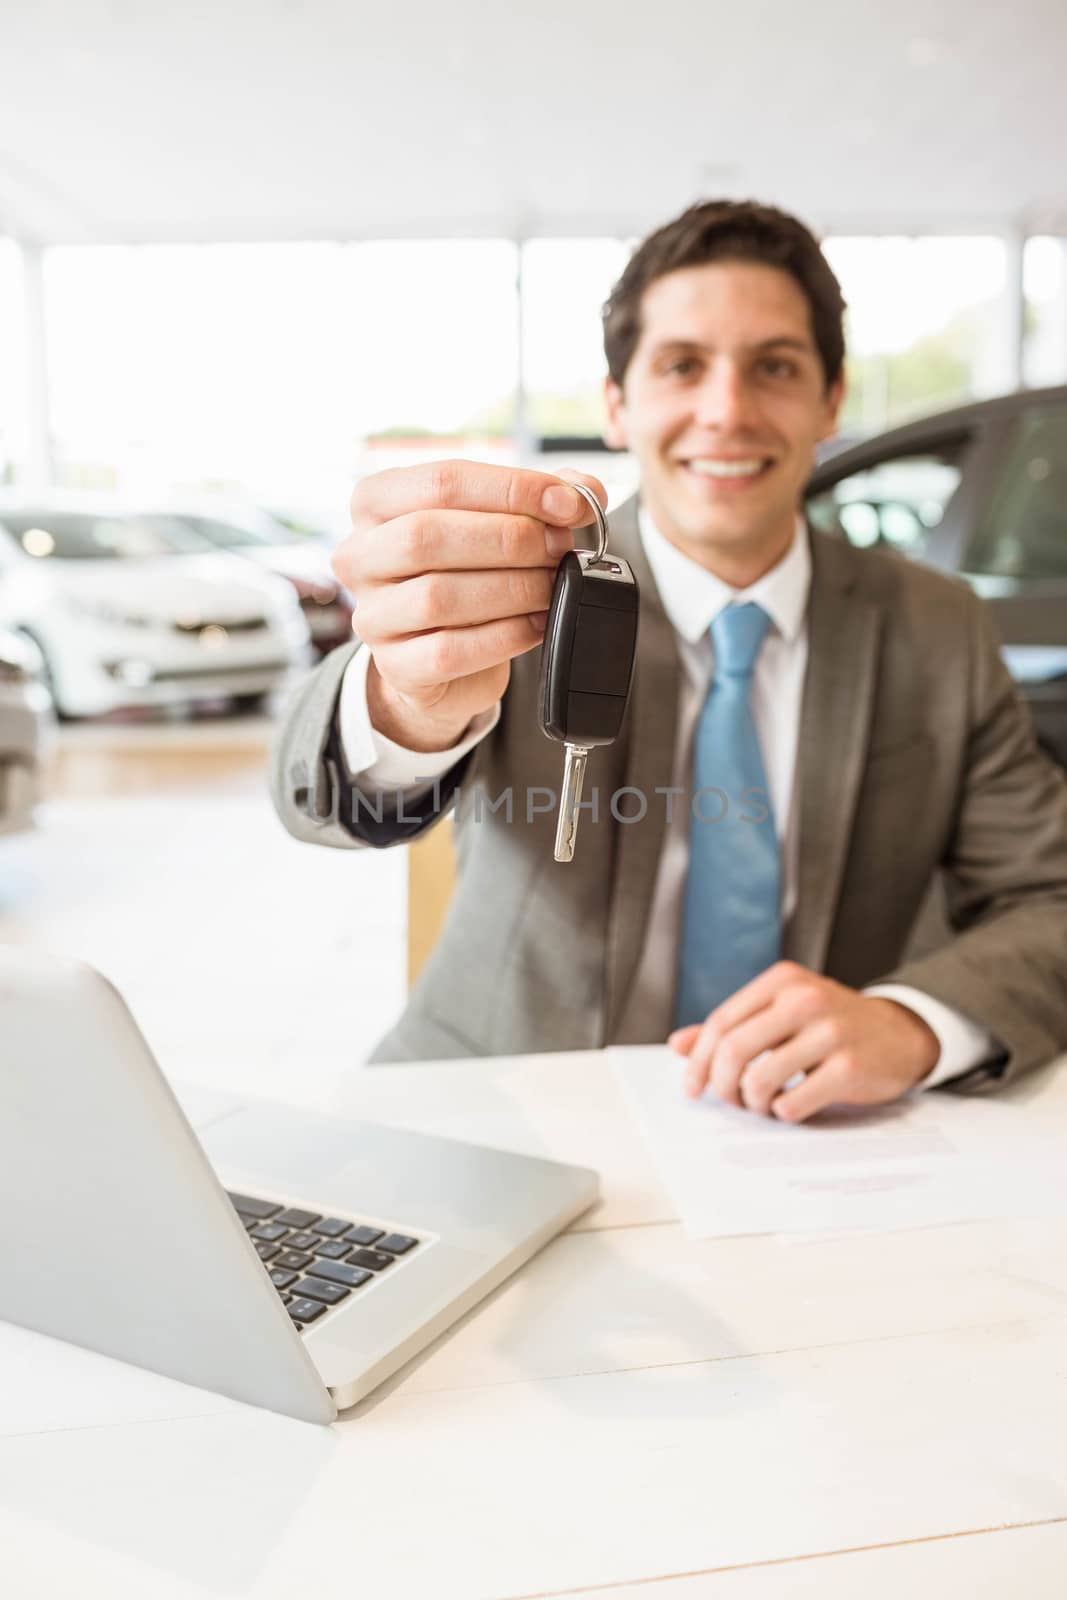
left=864, top=983, right=1001, bottom=1088
left=336, top=646, right=499, bottom=792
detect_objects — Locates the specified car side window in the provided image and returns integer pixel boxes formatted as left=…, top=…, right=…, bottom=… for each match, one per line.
left=806, top=447, right=965, bottom=560
left=964, top=408, right=1067, bottom=581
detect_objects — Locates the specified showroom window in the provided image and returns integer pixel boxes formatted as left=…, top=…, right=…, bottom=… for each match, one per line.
left=519, top=238, right=629, bottom=439
left=1024, top=238, right=1067, bottom=389
left=348, top=238, right=519, bottom=473
left=823, top=237, right=1013, bottom=433
left=519, top=238, right=638, bottom=506
left=43, top=240, right=520, bottom=506
left=964, top=408, right=1067, bottom=581
left=806, top=445, right=967, bottom=559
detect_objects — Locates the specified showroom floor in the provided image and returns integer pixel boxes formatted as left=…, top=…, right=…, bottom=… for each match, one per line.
left=0, top=717, right=408, bottom=1099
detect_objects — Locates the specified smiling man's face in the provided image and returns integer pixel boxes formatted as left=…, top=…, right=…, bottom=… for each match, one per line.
left=604, top=259, right=845, bottom=583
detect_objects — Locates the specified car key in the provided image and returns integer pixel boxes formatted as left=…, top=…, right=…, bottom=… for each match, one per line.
left=538, top=483, right=639, bottom=862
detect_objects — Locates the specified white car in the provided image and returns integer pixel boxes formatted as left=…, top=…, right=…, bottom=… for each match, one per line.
left=0, top=629, right=52, bottom=835
left=0, top=499, right=312, bottom=718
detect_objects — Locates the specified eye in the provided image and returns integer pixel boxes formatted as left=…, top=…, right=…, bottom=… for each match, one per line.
left=758, top=356, right=798, bottom=379
left=665, top=357, right=699, bottom=378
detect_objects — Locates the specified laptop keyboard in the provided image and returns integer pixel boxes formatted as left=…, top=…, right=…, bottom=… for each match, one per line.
left=226, top=1191, right=422, bottom=1333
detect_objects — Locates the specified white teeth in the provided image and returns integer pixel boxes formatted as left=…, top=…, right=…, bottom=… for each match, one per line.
left=687, top=458, right=767, bottom=478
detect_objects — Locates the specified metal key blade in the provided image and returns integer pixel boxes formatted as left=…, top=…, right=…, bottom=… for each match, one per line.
left=554, top=742, right=591, bottom=863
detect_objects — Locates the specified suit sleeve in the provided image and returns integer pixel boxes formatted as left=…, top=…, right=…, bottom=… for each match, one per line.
left=268, top=641, right=471, bottom=850
left=874, top=592, right=1067, bottom=1090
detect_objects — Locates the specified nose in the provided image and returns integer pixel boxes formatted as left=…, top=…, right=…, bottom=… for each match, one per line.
left=692, top=358, right=761, bottom=434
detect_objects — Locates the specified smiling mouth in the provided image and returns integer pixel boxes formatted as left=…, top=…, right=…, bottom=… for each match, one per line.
left=683, top=456, right=774, bottom=477
left=679, top=456, right=776, bottom=485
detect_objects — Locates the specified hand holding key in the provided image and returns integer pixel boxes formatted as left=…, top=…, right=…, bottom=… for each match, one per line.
left=336, top=460, right=608, bottom=754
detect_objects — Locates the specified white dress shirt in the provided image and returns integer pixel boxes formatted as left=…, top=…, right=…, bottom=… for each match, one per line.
left=338, top=510, right=998, bottom=1088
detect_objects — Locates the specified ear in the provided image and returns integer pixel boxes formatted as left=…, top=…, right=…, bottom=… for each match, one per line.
left=819, top=373, right=846, bottom=441
left=603, top=375, right=629, bottom=450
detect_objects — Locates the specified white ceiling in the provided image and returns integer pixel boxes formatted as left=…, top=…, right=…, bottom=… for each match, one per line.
left=1, top=0, right=1066, bottom=246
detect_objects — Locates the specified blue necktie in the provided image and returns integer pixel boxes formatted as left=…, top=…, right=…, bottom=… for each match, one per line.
left=673, top=601, right=781, bottom=1029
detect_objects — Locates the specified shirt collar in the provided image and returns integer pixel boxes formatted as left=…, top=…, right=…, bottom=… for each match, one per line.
left=637, top=502, right=811, bottom=646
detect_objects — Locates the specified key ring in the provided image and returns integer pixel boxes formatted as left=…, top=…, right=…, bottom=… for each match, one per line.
left=565, top=482, right=609, bottom=564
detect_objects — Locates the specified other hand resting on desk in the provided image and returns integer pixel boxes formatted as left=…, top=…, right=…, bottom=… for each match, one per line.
left=669, top=961, right=940, bottom=1122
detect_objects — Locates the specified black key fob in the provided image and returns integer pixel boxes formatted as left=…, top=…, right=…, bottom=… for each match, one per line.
left=538, top=550, right=639, bottom=746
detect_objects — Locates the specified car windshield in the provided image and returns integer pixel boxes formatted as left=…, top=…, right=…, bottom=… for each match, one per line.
left=175, top=513, right=289, bottom=551
left=806, top=445, right=966, bottom=559
left=270, top=511, right=331, bottom=543
left=0, top=510, right=218, bottom=561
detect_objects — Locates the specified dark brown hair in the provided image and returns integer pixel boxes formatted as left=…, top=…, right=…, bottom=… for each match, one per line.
left=602, top=199, right=847, bottom=392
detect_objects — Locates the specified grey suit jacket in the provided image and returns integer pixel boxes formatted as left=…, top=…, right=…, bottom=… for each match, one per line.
left=270, top=496, right=1067, bottom=1085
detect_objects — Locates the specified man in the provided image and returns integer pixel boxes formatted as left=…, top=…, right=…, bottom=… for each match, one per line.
left=271, top=199, right=1067, bottom=1120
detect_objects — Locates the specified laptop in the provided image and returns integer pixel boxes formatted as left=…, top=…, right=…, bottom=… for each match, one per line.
left=0, top=945, right=598, bottom=1424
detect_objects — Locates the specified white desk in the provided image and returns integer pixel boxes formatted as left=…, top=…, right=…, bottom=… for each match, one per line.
left=4, top=1049, right=1067, bottom=1599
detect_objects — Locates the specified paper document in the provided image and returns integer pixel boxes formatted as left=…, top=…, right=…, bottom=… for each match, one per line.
left=611, top=1045, right=1067, bottom=1239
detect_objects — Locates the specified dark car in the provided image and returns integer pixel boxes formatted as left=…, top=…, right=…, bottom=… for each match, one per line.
left=806, top=386, right=1067, bottom=770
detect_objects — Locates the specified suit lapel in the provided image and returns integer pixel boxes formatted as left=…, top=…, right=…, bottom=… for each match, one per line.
left=603, top=496, right=682, bottom=1039
left=784, top=530, right=884, bottom=970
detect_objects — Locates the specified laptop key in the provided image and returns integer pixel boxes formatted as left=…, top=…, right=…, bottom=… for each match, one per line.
left=292, top=1276, right=351, bottom=1306
left=250, top=1222, right=290, bottom=1242
left=274, top=1207, right=321, bottom=1229
left=285, top=1231, right=320, bottom=1252
left=378, top=1234, right=418, bottom=1255
left=303, top=1259, right=373, bottom=1289
left=312, top=1217, right=351, bottom=1238
left=254, top=1242, right=281, bottom=1262
left=228, top=1192, right=282, bottom=1220
left=348, top=1248, right=395, bottom=1272
left=288, top=1297, right=327, bottom=1323
left=345, top=1225, right=383, bottom=1247
left=270, top=1269, right=300, bottom=1290
left=275, top=1249, right=313, bottom=1271
left=313, top=1239, right=351, bottom=1260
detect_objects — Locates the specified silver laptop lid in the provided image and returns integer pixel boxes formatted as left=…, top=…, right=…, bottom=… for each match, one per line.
left=0, top=946, right=336, bottom=1424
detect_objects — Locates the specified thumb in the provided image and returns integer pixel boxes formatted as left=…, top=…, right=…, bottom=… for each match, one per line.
left=553, top=468, right=609, bottom=514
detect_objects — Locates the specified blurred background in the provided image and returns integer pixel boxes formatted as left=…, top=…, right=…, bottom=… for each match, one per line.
left=1, top=0, right=1066, bottom=1086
